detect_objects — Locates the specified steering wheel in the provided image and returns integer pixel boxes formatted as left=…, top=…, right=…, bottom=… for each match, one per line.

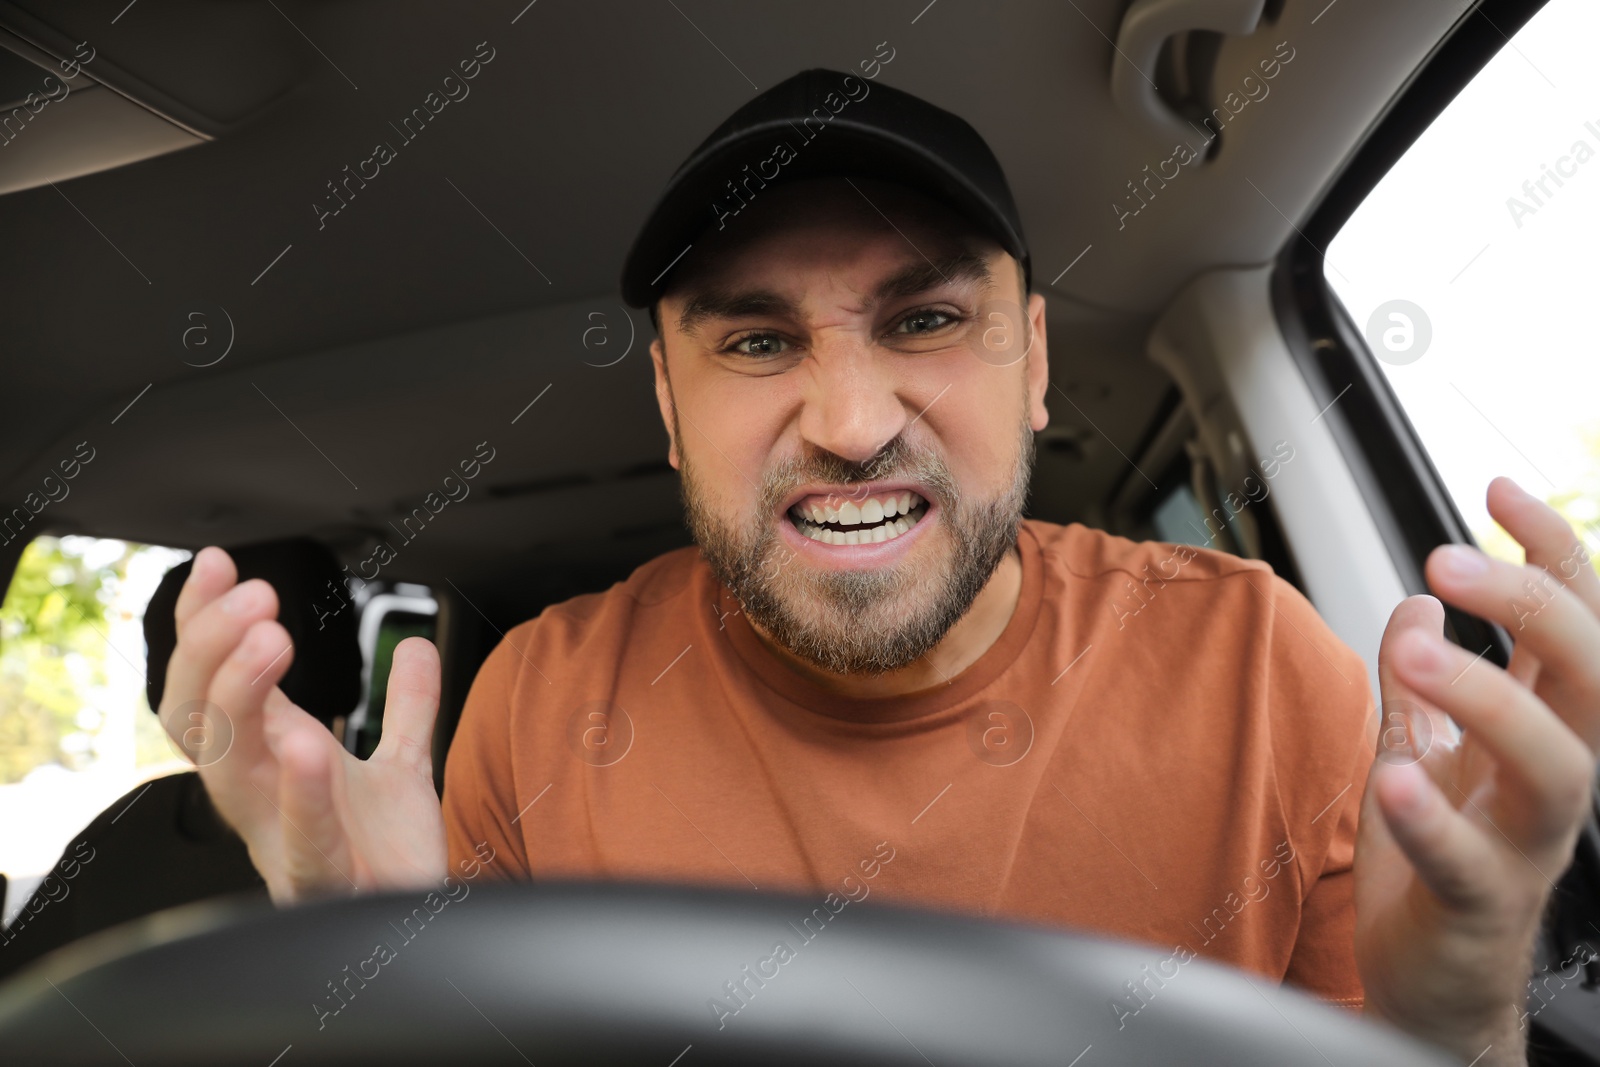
left=0, top=881, right=1455, bottom=1065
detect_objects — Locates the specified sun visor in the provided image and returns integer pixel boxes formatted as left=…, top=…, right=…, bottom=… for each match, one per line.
left=0, top=0, right=310, bottom=195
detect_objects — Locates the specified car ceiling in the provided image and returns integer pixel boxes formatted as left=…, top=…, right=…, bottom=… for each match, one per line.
left=0, top=0, right=1473, bottom=615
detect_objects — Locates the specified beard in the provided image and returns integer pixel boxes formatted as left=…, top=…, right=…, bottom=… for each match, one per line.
left=680, top=416, right=1035, bottom=676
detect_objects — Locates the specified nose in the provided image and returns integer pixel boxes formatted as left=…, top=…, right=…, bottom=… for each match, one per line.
left=797, top=337, right=907, bottom=465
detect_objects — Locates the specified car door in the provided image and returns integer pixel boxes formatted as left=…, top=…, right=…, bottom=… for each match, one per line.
left=1274, top=0, right=1600, bottom=1061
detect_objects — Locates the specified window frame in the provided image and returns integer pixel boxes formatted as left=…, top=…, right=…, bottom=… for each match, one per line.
left=1270, top=3, right=1600, bottom=1060
left=1270, top=0, right=1553, bottom=672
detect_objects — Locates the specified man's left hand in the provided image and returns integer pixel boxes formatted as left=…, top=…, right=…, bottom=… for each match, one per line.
left=1356, top=476, right=1600, bottom=1066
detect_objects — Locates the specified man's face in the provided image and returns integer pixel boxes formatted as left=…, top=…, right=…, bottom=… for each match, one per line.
left=650, top=178, right=1050, bottom=676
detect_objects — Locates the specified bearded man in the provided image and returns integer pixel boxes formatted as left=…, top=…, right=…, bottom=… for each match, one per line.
left=163, top=70, right=1600, bottom=1066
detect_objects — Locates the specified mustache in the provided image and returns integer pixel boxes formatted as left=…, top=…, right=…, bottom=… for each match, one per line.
left=759, top=437, right=960, bottom=516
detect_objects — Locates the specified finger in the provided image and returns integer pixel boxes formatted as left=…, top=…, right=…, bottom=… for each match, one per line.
left=191, top=619, right=296, bottom=806
left=373, top=637, right=441, bottom=772
left=260, top=684, right=305, bottom=754
left=1377, top=594, right=1445, bottom=699
left=1487, top=476, right=1600, bottom=617
left=173, top=546, right=236, bottom=627
left=277, top=724, right=359, bottom=901
left=1371, top=759, right=1499, bottom=911
left=1390, top=627, right=1594, bottom=846
left=1505, top=642, right=1541, bottom=690
left=1425, top=544, right=1600, bottom=753
left=162, top=577, right=280, bottom=723
left=1375, top=596, right=1457, bottom=780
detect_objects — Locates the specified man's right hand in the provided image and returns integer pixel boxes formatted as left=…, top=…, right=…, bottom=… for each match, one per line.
left=159, top=546, right=448, bottom=904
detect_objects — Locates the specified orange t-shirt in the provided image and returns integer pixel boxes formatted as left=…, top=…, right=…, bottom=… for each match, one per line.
left=442, top=519, right=1376, bottom=1010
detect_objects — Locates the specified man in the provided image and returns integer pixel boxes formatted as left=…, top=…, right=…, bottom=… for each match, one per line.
left=163, top=70, right=1598, bottom=1064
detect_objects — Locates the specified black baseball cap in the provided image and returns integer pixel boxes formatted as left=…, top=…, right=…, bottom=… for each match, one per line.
left=621, top=67, right=1031, bottom=309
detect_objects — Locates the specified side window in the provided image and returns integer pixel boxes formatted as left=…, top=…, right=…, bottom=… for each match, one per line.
left=0, top=536, right=189, bottom=923
left=1326, top=0, right=1598, bottom=568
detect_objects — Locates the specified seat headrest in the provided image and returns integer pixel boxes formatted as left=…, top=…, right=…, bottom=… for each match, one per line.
left=143, top=538, right=362, bottom=726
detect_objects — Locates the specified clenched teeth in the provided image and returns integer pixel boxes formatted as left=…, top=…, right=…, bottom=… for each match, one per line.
left=789, top=491, right=928, bottom=546
left=797, top=490, right=920, bottom=526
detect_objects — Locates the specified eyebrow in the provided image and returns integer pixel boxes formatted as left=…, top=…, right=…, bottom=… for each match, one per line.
left=875, top=251, right=993, bottom=303
left=677, top=290, right=799, bottom=335
left=675, top=250, right=995, bottom=335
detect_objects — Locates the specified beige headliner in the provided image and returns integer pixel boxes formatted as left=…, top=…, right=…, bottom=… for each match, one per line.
left=0, top=0, right=1472, bottom=599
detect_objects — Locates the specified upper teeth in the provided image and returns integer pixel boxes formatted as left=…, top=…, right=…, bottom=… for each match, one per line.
left=799, top=490, right=920, bottom=527
left=791, top=491, right=927, bottom=546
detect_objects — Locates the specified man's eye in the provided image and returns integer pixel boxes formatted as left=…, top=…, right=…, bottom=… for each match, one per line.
left=891, top=310, right=957, bottom=335
left=728, top=333, right=789, bottom=357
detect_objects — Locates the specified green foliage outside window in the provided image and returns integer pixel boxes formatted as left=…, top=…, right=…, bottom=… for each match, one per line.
left=0, top=537, right=173, bottom=784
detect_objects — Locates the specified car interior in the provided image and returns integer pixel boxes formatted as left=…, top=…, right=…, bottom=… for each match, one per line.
left=0, top=0, right=1596, bottom=1063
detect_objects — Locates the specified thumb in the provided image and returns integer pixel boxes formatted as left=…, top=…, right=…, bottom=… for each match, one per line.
left=1377, top=595, right=1444, bottom=719
left=373, top=636, right=441, bottom=772
left=1375, top=595, right=1454, bottom=777
left=1359, top=595, right=1448, bottom=874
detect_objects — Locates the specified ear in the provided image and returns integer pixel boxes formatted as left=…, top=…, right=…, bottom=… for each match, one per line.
left=1024, top=291, right=1050, bottom=432
left=650, top=337, right=681, bottom=470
